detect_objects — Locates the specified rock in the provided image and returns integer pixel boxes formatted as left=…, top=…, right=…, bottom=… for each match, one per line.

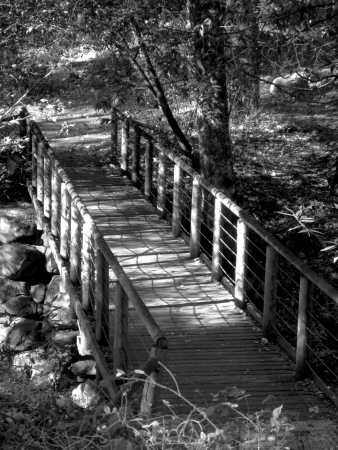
left=70, top=357, right=96, bottom=378
left=0, top=294, right=43, bottom=317
left=30, top=283, right=47, bottom=303
left=0, top=214, right=41, bottom=245
left=45, top=275, right=75, bottom=324
left=72, top=381, right=102, bottom=408
left=12, top=346, right=73, bottom=388
left=0, top=243, right=52, bottom=284
left=0, top=277, right=29, bottom=303
left=0, top=317, right=40, bottom=351
left=47, top=329, right=79, bottom=348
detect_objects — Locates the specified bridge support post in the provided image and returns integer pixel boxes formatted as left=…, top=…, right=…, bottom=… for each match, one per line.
left=111, top=108, right=118, bottom=165
left=157, top=150, right=167, bottom=219
left=60, top=183, right=71, bottom=260
left=82, top=221, right=95, bottom=312
left=296, top=276, right=310, bottom=378
left=36, top=142, right=44, bottom=205
left=262, top=245, right=278, bottom=338
left=172, top=164, right=183, bottom=237
left=211, top=198, right=222, bottom=281
left=31, top=134, right=38, bottom=189
left=132, top=125, right=140, bottom=187
left=190, top=178, right=201, bottom=258
left=144, top=140, right=153, bottom=201
left=51, top=160, right=61, bottom=237
left=70, top=202, right=81, bottom=284
left=121, top=121, right=129, bottom=173
left=114, top=282, right=129, bottom=374
left=234, top=219, right=248, bottom=309
left=96, top=249, right=110, bottom=347
left=43, top=155, right=51, bottom=219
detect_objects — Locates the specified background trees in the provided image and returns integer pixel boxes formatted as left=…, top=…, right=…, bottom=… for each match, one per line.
left=1, top=0, right=337, bottom=196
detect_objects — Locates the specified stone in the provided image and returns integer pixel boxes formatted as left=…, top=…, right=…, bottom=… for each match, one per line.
left=0, top=317, right=40, bottom=351
left=70, top=357, right=96, bottom=378
left=45, top=275, right=75, bottom=324
left=30, top=283, right=47, bottom=303
left=0, top=214, right=41, bottom=245
left=0, top=243, right=51, bottom=285
left=71, top=381, right=102, bottom=408
left=0, top=277, right=29, bottom=303
left=0, top=294, right=42, bottom=317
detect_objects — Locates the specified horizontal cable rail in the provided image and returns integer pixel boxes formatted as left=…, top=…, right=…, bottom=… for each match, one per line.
left=110, top=107, right=338, bottom=408
left=20, top=107, right=167, bottom=413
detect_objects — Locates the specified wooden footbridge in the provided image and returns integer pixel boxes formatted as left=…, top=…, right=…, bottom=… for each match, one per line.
left=6, top=106, right=338, bottom=426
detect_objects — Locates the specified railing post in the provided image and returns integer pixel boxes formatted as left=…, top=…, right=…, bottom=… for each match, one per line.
left=60, top=183, right=70, bottom=259
left=114, top=282, right=129, bottom=374
left=132, top=125, right=140, bottom=187
left=262, top=245, right=279, bottom=338
left=43, top=155, right=51, bottom=219
left=141, top=346, right=160, bottom=417
left=172, top=163, right=183, bottom=237
left=51, top=160, right=61, bottom=237
left=82, top=221, right=94, bottom=312
left=36, top=142, right=44, bottom=204
left=96, top=249, right=110, bottom=347
left=31, top=134, right=38, bottom=189
left=121, top=120, right=129, bottom=173
left=111, top=108, right=118, bottom=165
left=70, top=202, right=81, bottom=284
left=144, top=139, right=153, bottom=201
left=295, top=276, right=310, bottom=379
left=25, top=120, right=32, bottom=155
left=190, top=178, right=201, bottom=258
left=157, top=149, right=167, bottom=218
left=211, top=198, right=222, bottom=281
left=234, top=219, right=248, bottom=308
left=19, top=107, right=27, bottom=139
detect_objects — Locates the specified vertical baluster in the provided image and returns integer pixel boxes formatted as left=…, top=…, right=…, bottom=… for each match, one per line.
left=172, top=163, right=183, bottom=237
left=114, top=282, right=129, bottom=374
left=132, top=125, right=140, bottom=187
left=31, top=134, right=38, bottom=189
left=211, top=197, right=222, bottom=281
left=60, top=183, right=70, bottom=259
left=25, top=120, right=32, bottom=155
left=96, top=248, right=110, bottom=346
left=36, top=142, right=44, bottom=204
left=141, top=346, right=160, bottom=417
left=51, top=161, right=61, bottom=237
left=121, top=120, right=129, bottom=173
left=19, top=107, right=27, bottom=139
left=70, top=202, right=81, bottom=284
left=157, top=149, right=167, bottom=218
left=43, top=155, right=51, bottom=219
left=296, top=276, right=310, bottom=378
left=234, top=220, right=248, bottom=309
left=111, top=108, right=118, bottom=165
left=144, top=139, right=153, bottom=201
left=262, top=245, right=279, bottom=338
left=190, top=178, right=201, bottom=258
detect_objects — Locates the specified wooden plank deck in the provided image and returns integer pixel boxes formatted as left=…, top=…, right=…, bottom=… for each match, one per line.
left=60, top=165, right=334, bottom=420
left=38, top=111, right=337, bottom=425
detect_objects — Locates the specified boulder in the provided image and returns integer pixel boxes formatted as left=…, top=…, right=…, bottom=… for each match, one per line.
left=12, top=346, right=73, bottom=388
left=0, top=317, right=40, bottom=351
left=0, top=243, right=52, bottom=285
left=45, top=275, right=75, bottom=324
left=0, top=294, right=43, bottom=317
left=0, top=277, right=29, bottom=303
left=72, top=381, right=102, bottom=408
left=0, top=214, right=41, bottom=245
left=30, top=283, right=47, bottom=303
left=70, top=357, right=96, bottom=378
left=270, top=73, right=310, bottom=99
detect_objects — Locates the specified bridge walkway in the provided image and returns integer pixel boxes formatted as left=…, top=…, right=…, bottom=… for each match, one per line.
left=38, top=108, right=335, bottom=421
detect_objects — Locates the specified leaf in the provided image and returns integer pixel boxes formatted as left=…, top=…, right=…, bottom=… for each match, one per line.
left=272, top=404, right=283, bottom=420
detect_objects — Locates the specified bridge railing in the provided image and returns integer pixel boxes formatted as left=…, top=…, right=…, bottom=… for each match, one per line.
left=14, top=108, right=167, bottom=413
left=111, top=107, right=338, bottom=408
